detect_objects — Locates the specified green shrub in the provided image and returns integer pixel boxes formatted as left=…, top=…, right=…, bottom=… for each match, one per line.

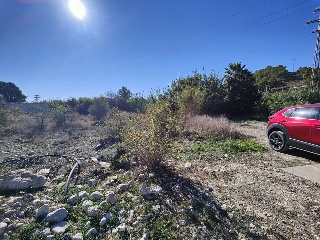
left=88, top=98, right=110, bottom=121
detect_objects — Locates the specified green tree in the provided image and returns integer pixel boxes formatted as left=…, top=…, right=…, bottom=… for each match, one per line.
left=0, top=81, right=26, bottom=102
left=224, top=62, right=260, bottom=115
left=254, top=65, right=288, bottom=92
left=201, top=71, right=226, bottom=114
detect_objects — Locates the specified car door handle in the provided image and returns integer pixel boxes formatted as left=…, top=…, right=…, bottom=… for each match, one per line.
left=315, top=125, right=320, bottom=129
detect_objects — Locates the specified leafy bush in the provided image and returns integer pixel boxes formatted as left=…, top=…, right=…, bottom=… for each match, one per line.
left=256, top=88, right=320, bottom=119
left=88, top=98, right=110, bottom=121
left=176, top=86, right=205, bottom=119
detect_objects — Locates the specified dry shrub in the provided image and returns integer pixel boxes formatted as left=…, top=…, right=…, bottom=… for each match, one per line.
left=121, top=98, right=179, bottom=169
left=185, top=115, right=239, bottom=138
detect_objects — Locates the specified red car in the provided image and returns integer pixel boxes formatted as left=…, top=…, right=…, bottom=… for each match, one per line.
left=267, top=103, right=320, bottom=155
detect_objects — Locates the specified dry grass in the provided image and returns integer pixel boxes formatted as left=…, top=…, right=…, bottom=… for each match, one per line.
left=185, top=115, right=239, bottom=138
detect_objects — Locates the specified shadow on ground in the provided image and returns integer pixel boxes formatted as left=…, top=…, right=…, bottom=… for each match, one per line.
left=284, top=149, right=320, bottom=163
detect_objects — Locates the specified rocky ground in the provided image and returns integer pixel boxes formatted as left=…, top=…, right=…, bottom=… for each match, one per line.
left=0, top=121, right=319, bottom=239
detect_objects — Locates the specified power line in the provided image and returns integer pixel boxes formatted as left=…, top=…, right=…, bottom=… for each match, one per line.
left=57, top=1, right=315, bottom=97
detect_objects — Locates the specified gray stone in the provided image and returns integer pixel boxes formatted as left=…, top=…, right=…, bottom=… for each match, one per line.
left=67, top=194, right=78, bottom=205
left=87, top=206, right=99, bottom=217
left=82, top=200, right=93, bottom=209
left=78, top=191, right=89, bottom=200
left=51, top=221, right=68, bottom=235
left=15, top=223, right=24, bottom=229
left=100, top=217, right=107, bottom=226
left=17, top=211, right=25, bottom=218
left=0, top=222, right=7, bottom=235
left=45, top=208, right=68, bottom=223
left=141, top=186, right=151, bottom=196
left=91, top=191, right=103, bottom=200
left=118, top=184, right=129, bottom=191
left=2, top=218, right=10, bottom=224
left=36, top=204, right=49, bottom=218
left=88, top=179, right=96, bottom=187
left=105, top=212, right=113, bottom=220
left=86, top=228, right=97, bottom=238
left=99, top=201, right=107, bottom=207
left=106, top=192, right=116, bottom=204
left=0, top=170, right=46, bottom=192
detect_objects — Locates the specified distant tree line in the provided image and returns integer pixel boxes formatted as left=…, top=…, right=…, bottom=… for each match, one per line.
left=2, top=63, right=320, bottom=121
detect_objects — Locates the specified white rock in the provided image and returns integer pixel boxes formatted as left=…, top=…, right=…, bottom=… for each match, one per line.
left=140, top=233, right=149, bottom=240
left=184, top=162, right=192, bottom=168
left=117, top=223, right=126, bottom=232
left=151, top=185, right=162, bottom=194
left=45, top=208, right=68, bottom=223
left=87, top=206, right=99, bottom=217
left=91, top=191, right=103, bottom=200
left=0, top=170, right=46, bottom=191
left=82, top=200, right=93, bottom=209
left=106, top=192, right=116, bottom=204
left=72, top=233, right=83, bottom=240
left=84, top=221, right=91, bottom=228
left=88, top=179, right=96, bottom=187
left=179, top=220, right=186, bottom=226
left=0, top=222, right=7, bottom=235
left=40, top=227, right=51, bottom=237
left=100, top=217, right=107, bottom=226
left=36, top=204, right=49, bottom=218
left=51, top=221, right=68, bottom=235
left=3, top=218, right=10, bottom=223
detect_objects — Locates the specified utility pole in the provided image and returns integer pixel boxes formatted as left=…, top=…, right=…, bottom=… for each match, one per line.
left=306, top=7, right=320, bottom=89
left=34, top=95, right=40, bottom=103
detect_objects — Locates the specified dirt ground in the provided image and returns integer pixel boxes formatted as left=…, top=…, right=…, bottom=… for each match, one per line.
left=177, top=120, right=320, bottom=239
left=0, top=120, right=319, bottom=239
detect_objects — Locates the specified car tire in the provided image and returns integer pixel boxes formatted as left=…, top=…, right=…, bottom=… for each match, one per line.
left=268, top=130, right=289, bottom=152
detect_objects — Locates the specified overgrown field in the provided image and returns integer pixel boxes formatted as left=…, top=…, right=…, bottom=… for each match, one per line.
left=0, top=105, right=319, bottom=240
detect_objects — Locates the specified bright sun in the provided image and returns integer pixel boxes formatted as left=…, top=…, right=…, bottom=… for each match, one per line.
left=68, top=0, right=86, bottom=20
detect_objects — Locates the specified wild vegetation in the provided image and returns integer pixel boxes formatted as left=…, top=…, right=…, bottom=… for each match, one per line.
left=0, top=62, right=319, bottom=239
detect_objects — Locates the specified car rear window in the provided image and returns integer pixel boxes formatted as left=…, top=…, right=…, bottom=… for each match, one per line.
left=283, top=108, right=295, bottom=117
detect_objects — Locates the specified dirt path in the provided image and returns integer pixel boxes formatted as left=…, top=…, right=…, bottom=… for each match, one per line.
left=179, top=121, right=320, bottom=239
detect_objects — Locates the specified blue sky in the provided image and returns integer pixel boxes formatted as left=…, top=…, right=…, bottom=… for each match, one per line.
left=0, top=0, right=318, bottom=102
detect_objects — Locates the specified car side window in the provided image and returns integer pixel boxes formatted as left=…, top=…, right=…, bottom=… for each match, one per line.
left=290, top=107, right=317, bottom=120
left=314, top=108, right=320, bottom=120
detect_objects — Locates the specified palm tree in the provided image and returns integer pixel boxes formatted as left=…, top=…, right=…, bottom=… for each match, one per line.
left=223, top=62, right=260, bottom=115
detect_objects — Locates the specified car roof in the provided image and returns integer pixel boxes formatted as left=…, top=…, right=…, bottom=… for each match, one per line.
left=288, top=103, right=320, bottom=108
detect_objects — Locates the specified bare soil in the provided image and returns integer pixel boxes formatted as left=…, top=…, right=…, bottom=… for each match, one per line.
left=0, top=120, right=319, bottom=239
left=176, top=120, right=320, bottom=239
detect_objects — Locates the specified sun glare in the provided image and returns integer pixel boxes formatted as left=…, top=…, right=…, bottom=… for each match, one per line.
left=68, top=0, right=86, bottom=20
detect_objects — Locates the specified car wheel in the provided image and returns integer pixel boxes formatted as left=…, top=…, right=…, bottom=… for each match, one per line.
left=268, top=130, right=289, bottom=152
